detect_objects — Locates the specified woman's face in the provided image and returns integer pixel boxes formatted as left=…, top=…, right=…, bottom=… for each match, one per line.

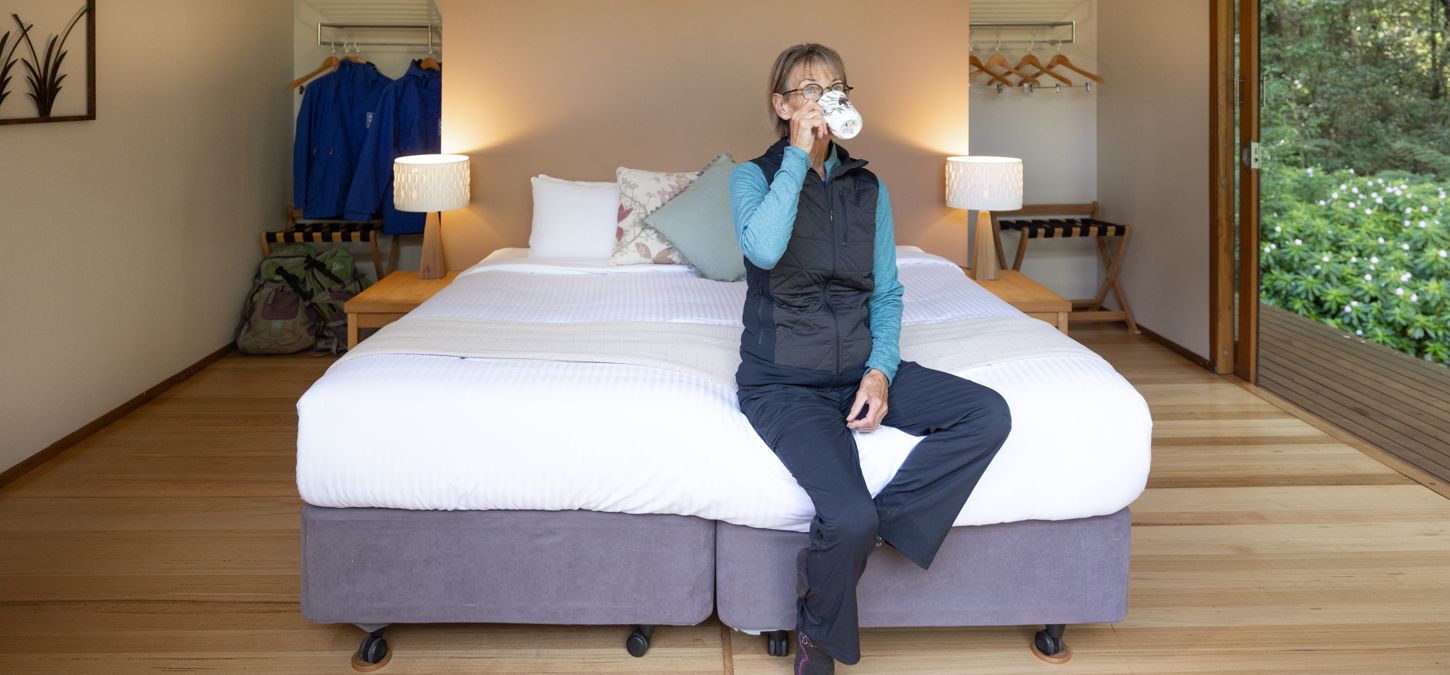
left=773, top=62, right=847, bottom=132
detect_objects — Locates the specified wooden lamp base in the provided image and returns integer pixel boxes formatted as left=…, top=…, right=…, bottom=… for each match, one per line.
left=419, top=211, right=446, bottom=280
left=972, top=209, right=1000, bottom=281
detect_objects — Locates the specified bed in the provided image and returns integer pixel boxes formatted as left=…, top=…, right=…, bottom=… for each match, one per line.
left=296, top=246, right=1151, bottom=668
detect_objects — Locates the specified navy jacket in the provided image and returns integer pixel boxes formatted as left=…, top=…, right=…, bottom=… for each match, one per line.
left=343, top=61, right=443, bottom=234
left=292, top=60, right=391, bottom=218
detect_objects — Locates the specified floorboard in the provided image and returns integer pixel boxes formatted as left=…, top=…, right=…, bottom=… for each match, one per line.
left=2, top=326, right=1448, bottom=673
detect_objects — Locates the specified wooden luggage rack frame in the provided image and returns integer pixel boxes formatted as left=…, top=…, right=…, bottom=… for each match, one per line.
left=991, top=202, right=1139, bottom=333
left=262, top=209, right=410, bottom=280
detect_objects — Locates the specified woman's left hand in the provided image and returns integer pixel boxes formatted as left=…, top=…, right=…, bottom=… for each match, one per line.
left=847, top=370, right=889, bottom=432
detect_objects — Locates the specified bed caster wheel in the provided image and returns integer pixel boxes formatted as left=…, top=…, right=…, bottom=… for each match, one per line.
left=626, top=625, right=654, bottom=657
left=765, top=629, right=791, bottom=657
left=351, top=631, right=391, bottom=672
left=1031, top=624, right=1071, bottom=664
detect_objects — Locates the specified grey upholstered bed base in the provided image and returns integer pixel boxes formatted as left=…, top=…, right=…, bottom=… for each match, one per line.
left=300, top=506, right=715, bottom=627
left=301, top=505, right=1129, bottom=636
left=717, top=507, right=1132, bottom=632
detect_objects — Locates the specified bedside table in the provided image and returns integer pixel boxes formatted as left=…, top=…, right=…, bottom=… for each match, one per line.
left=961, top=268, right=1071, bottom=333
left=344, top=271, right=459, bottom=349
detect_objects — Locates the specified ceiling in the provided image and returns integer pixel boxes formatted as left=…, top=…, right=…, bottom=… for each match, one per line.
left=302, top=0, right=441, bottom=27
left=296, top=1, right=1086, bottom=39
left=970, top=0, right=1086, bottom=22
left=299, top=1, right=1081, bottom=31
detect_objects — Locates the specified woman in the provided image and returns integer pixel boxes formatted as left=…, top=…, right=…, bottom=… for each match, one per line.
left=731, top=43, right=1014, bottom=674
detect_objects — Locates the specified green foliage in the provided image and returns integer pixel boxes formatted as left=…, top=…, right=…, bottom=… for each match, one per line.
left=1392, top=141, right=1450, bottom=176
left=1260, top=1, right=1450, bottom=364
left=1260, top=164, right=1450, bottom=363
left=1261, top=0, right=1450, bottom=177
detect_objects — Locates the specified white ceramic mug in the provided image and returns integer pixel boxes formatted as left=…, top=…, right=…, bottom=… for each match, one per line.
left=819, top=90, right=863, bottom=140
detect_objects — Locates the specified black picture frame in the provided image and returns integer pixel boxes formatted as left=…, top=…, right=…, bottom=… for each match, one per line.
left=0, top=0, right=96, bottom=125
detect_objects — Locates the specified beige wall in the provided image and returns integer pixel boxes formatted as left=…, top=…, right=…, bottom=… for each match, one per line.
left=0, top=0, right=294, bottom=473
left=437, top=0, right=973, bottom=270
left=1097, top=0, right=1210, bottom=358
left=970, top=0, right=1102, bottom=301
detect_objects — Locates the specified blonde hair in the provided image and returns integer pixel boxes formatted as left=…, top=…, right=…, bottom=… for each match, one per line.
left=767, top=43, right=847, bottom=138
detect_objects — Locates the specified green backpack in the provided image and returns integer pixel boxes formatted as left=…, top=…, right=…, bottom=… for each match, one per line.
left=236, top=244, right=369, bottom=354
left=306, top=246, right=369, bottom=353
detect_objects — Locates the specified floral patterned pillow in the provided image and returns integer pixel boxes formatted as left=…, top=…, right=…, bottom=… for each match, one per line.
left=612, top=156, right=730, bottom=265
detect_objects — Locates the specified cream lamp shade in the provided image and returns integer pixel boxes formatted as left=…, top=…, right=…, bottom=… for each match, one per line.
left=394, top=154, right=471, bottom=212
left=945, top=156, right=1023, bottom=281
left=945, top=156, right=1023, bottom=211
left=393, top=154, right=471, bottom=280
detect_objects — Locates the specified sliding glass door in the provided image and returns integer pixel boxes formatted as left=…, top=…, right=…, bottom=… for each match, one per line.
left=1247, top=0, right=1450, bottom=481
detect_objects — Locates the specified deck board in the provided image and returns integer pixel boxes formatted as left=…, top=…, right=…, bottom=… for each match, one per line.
left=1259, top=303, right=1450, bottom=485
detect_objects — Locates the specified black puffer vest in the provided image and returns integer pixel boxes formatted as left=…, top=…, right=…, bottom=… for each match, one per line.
left=737, top=139, right=879, bottom=389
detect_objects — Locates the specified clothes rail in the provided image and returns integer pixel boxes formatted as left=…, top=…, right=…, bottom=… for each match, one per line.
left=316, top=22, right=442, bottom=50
left=969, top=21, right=1075, bottom=46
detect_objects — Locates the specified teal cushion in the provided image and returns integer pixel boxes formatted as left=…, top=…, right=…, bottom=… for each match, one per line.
left=646, top=154, right=746, bottom=282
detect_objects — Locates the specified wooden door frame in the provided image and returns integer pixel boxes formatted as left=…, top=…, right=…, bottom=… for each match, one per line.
left=1236, top=0, right=1261, bottom=382
left=1209, top=0, right=1235, bottom=374
left=1210, top=0, right=1262, bottom=380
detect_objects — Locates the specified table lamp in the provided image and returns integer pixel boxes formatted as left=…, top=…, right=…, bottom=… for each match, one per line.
left=946, top=156, right=1023, bottom=281
left=394, top=154, right=471, bottom=280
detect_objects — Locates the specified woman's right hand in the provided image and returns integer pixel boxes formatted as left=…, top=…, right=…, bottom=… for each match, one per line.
left=789, top=101, right=827, bottom=153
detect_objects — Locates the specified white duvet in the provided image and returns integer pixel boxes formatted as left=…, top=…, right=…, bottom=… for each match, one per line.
left=296, top=247, right=1151, bottom=531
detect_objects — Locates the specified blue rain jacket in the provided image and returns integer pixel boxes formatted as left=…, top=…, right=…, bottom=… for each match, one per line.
left=292, top=60, right=391, bottom=218
left=343, top=61, right=443, bottom=234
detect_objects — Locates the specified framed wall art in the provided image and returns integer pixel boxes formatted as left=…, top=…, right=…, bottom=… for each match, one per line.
left=1, top=0, right=95, bottom=125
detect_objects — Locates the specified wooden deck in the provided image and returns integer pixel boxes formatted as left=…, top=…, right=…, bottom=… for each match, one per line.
left=1259, top=302, right=1450, bottom=486
left=1, top=325, right=1449, bottom=673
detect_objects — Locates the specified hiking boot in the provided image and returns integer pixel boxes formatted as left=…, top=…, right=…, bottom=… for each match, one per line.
left=794, top=630, right=835, bottom=675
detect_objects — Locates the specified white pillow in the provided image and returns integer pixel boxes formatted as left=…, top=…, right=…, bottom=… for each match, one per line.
left=528, top=175, right=620, bottom=259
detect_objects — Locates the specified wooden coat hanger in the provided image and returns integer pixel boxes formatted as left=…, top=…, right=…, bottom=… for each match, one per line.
left=289, top=42, right=341, bottom=90
left=1015, top=42, right=1071, bottom=86
left=969, top=44, right=1013, bottom=87
left=985, top=41, right=1037, bottom=86
left=418, top=47, right=441, bottom=71
left=419, top=22, right=441, bottom=71
left=1045, top=42, right=1104, bottom=84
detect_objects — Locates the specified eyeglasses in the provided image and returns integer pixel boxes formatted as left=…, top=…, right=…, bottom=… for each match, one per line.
left=779, top=82, right=853, bottom=101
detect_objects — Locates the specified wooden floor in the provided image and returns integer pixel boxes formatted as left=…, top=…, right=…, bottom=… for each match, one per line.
left=2, top=326, right=1449, bottom=673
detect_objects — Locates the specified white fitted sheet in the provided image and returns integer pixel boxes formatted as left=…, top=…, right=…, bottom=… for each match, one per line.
left=296, top=248, right=1151, bottom=531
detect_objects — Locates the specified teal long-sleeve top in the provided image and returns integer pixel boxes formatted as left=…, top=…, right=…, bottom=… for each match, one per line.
left=729, top=143, right=905, bottom=384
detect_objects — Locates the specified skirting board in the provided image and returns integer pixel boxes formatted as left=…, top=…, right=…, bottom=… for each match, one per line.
left=0, top=343, right=235, bottom=488
left=1136, top=322, right=1212, bottom=370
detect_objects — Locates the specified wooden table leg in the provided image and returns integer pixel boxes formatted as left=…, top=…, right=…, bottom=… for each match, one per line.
left=1057, top=311, right=1070, bottom=334
left=348, top=313, right=359, bottom=350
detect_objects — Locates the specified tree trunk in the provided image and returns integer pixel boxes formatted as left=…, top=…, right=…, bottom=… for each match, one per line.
left=1439, top=0, right=1450, bottom=99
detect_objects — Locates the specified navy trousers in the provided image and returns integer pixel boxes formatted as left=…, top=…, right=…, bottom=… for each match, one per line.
left=736, top=360, right=1012, bottom=665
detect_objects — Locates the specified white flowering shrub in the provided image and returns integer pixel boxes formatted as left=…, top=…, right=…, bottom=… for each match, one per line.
left=1260, top=165, right=1450, bottom=364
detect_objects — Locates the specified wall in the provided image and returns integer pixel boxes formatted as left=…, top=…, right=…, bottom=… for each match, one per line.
left=1097, top=0, right=1210, bottom=358
left=0, top=0, right=294, bottom=473
left=436, top=0, right=973, bottom=270
left=969, top=0, right=1102, bottom=300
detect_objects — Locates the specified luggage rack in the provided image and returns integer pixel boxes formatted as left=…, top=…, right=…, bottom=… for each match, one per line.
left=991, top=202, right=1139, bottom=333
left=262, top=209, right=401, bottom=280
